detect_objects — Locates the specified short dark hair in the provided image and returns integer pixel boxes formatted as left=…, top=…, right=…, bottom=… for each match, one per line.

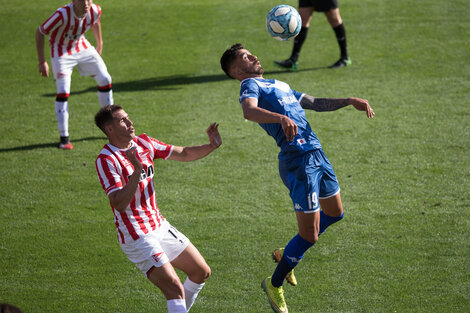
left=0, top=303, right=24, bottom=313
left=94, top=104, right=123, bottom=134
left=220, top=43, right=244, bottom=79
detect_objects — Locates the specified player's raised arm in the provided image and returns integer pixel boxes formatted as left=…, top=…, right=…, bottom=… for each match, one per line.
left=300, top=95, right=374, bottom=118
left=241, top=97, right=298, bottom=141
left=35, top=28, right=49, bottom=77
left=168, top=123, right=222, bottom=162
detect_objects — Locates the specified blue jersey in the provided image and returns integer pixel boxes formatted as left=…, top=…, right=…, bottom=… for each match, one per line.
left=239, top=78, right=322, bottom=159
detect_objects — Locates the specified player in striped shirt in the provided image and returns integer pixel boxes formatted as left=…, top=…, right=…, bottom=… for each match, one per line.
left=35, top=0, right=113, bottom=150
left=95, top=105, right=222, bottom=313
left=221, top=44, right=374, bottom=313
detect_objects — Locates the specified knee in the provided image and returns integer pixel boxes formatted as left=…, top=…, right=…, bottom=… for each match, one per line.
left=326, top=10, right=342, bottom=27
left=299, top=230, right=319, bottom=244
left=95, top=72, right=112, bottom=87
left=194, top=264, right=211, bottom=283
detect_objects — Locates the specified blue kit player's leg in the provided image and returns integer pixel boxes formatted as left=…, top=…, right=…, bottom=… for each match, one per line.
left=272, top=150, right=344, bottom=286
left=318, top=149, right=344, bottom=235
left=271, top=152, right=320, bottom=288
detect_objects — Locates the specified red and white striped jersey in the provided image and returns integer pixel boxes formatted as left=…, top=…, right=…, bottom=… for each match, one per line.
left=95, top=134, right=174, bottom=244
left=39, top=3, right=101, bottom=58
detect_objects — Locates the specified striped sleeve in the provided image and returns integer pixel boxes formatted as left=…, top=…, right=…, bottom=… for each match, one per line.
left=91, top=4, right=101, bottom=24
left=39, top=10, right=63, bottom=35
left=96, top=154, right=123, bottom=196
left=137, top=134, right=173, bottom=160
left=150, top=138, right=173, bottom=160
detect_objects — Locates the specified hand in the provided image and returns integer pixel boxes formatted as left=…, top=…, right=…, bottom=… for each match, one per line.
left=38, top=61, right=49, bottom=77
left=206, top=123, right=222, bottom=148
left=350, top=97, right=375, bottom=118
left=280, top=116, right=298, bottom=141
left=125, top=146, right=143, bottom=172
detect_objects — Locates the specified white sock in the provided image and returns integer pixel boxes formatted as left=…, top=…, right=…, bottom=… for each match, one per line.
left=166, top=299, right=186, bottom=313
left=97, top=90, right=113, bottom=106
left=183, top=278, right=205, bottom=312
left=55, top=101, right=69, bottom=137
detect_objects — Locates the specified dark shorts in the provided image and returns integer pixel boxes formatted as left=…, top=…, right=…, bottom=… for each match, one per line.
left=299, top=0, right=338, bottom=12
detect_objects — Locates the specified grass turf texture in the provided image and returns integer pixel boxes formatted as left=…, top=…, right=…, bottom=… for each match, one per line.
left=0, top=0, right=469, bottom=312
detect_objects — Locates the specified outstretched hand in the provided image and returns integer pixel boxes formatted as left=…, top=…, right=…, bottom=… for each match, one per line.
left=350, top=97, right=375, bottom=118
left=206, top=123, right=222, bottom=148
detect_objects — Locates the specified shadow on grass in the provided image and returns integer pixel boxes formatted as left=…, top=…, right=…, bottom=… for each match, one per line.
left=0, top=136, right=106, bottom=153
left=41, top=67, right=324, bottom=97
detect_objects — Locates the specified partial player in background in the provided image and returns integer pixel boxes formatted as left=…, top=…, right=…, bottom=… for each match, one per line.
left=221, top=44, right=373, bottom=313
left=95, top=105, right=221, bottom=313
left=35, top=0, right=113, bottom=150
left=274, top=0, right=351, bottom=70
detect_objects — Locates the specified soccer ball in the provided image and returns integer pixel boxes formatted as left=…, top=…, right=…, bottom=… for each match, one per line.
left=266, top=5, right=302, bottom=41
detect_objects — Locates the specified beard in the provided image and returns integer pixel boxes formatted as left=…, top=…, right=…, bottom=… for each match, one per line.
left=245, top=64, right=264, bottom=76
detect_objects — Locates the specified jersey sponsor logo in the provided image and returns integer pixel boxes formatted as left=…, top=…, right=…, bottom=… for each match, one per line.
left=152, top=252, right=164, bottom=263
left=127, top=164, right=155, bottom=182
left=278, top=95, right=297, bottom=107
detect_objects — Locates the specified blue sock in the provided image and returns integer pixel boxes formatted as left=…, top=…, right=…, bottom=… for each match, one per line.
left=271, top=234, right=314, bottom=287
left=319, top=211, right=344, bottom=236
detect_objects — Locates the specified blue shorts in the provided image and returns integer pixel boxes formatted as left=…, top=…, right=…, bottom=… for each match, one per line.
left=279, top=149, right=340, bottom=213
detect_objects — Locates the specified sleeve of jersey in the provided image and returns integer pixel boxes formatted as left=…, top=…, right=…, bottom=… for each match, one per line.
left=96, top=155, right=123, bottom=196
left=92, top=4, right=102, bottom=24
left=292, top=89, right=305, bottom=102
left=39, top=11, right=63, bottom=35
left=239, top=79, right=259, bottom=103
left=150, top=137, right=173, bottom=160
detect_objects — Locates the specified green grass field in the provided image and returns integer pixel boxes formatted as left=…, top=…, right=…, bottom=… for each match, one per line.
left=1, top=0, right=469, bottom=312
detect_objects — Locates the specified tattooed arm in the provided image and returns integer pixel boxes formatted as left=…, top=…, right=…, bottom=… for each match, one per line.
left=300, top=94, right=375, bottom=118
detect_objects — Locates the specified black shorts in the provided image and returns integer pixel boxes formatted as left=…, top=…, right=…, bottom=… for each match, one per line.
left=299, top=0, right=338, bottom=12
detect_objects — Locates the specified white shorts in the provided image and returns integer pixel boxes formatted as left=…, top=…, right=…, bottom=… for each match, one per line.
left=50, top=46, right=109, bottom=80
left=120, top=220, right=190, bottom=276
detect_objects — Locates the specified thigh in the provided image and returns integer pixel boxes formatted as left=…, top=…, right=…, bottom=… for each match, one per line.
left=298, top=6, right=314, bottom=27
left=317, top=150, right=340, bottom=199
left=324, top=8, right=342, bottom=27
left=287, top=153, right=322, bottom=213
left=171, top=242, right=210, bottom=283
left=51, top=56, right=75, bottom=80
left=76, top=48, right=108, bottom=77
left=319, top=192, right=343, bottom=217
